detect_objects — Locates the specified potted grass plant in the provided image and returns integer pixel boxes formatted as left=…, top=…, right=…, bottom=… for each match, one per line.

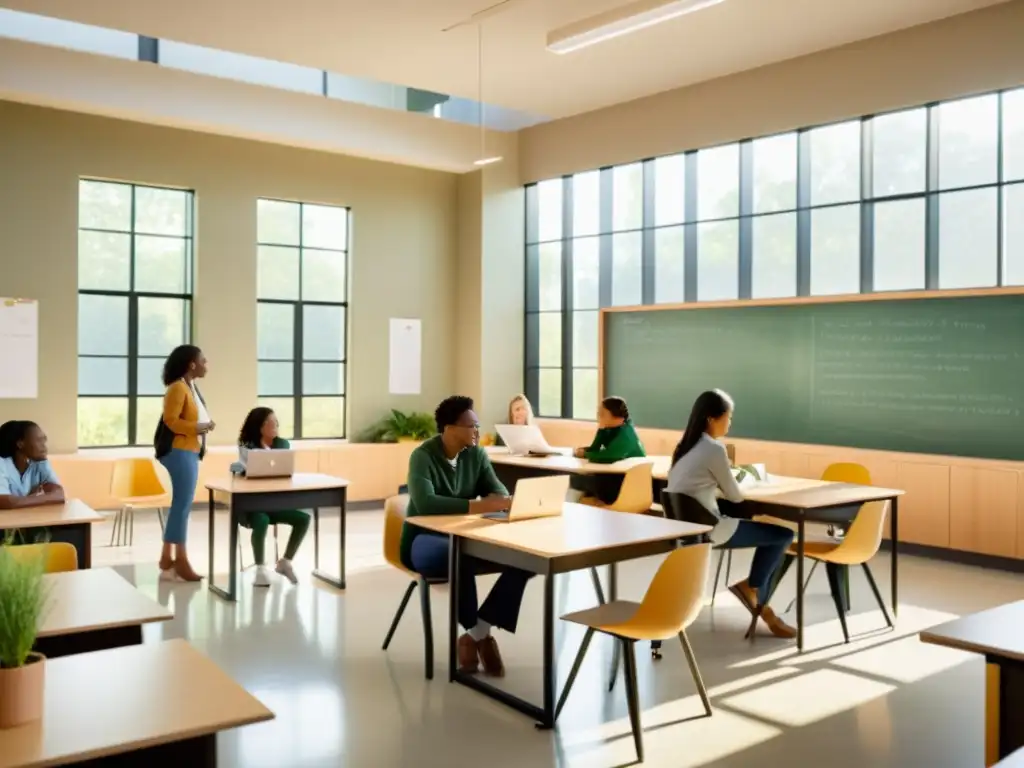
left=0, top=539, right=49, bottom=729
left=356, top=410, right=435, bottom=443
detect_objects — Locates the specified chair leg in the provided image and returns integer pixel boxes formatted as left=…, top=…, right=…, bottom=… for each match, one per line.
left=109, top=507, right=122, bottom=547
left=382, top=581, right=417, bottom=650
left=128, top=506, right=134, bottom=546
left=156, top=508, right=165, bottom=534
left=785, top=559, right=818, bottom=614
left=608, top=637, right=622, bottom=692
left=418, top=577, right=434, bottom=680
left=724, top=550, right=733, bottom=587
left=555, top=627, right=595, bottom=720
left=861, top=562, right=894, bottom=629
left=621, top=640, right=644, bottom=764
left=678, top=630, right=712, bottom=717
left=825, top=563, right=850, bottom=644
left=710, top=549, right=726, bottom=607
left=590, top=567, right=606, bottom=605
left=273, top=524, right=280, bottom=562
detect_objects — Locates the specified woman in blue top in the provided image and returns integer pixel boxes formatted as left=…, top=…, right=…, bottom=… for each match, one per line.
left=0, top=421, right=65, bottom=510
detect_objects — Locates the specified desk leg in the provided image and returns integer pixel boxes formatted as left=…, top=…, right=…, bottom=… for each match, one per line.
left=538, top=574, right=556, bottom=730
left=988, top=657, right=1024, bottom=763
left=796, top=517, right=805, bottom=653
left=312, top=488, right=348, bottom=591
left=448, top=536, right=460, bottom=683
left=82, top=522, right=92, bottom=569
left=208, top=491, right=238, bottom=602
left=890, top=495, right=899, bottom=619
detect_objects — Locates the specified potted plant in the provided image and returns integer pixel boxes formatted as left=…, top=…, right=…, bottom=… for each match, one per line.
left=0, top=539, right=49, bottom=729
left=356, top=410, right=435, bottom=443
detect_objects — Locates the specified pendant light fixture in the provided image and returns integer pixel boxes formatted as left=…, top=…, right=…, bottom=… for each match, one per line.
left=473, top=23, right=502, bottom=167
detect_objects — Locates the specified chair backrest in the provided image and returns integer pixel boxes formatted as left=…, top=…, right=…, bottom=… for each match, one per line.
left=660, top=490, right=721, bottom=529
left=6, top=542, right=78, bottom=573
left=608, top=463, right=654, bottom=513
left=821, top=462, right=871, bottom=485
left=110, top=458, right=168, bottom=500
left=832, top=500, right=889, bottom=563
left=383, top=495, right=411, bottom=571
left=628, top=543, right=711, bottom=635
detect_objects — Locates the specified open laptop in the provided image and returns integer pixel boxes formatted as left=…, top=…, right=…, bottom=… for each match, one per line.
left=495, top=424, right=561, bottom=457
left=482, top=474, right=570, bottom=522
left=245, top=449, right=295, bottom=479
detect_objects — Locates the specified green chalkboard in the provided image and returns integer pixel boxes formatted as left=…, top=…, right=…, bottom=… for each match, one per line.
left=603, top=294, right=1024, bottom=460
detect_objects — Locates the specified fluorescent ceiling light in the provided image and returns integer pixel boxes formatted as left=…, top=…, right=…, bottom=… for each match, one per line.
left=547, top=0, right=725, bottom=54
left=474, top=156, right=503, bottom=166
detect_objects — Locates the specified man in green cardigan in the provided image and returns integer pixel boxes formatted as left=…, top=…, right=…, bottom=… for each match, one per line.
left=401, top=395, right=533, bottom=678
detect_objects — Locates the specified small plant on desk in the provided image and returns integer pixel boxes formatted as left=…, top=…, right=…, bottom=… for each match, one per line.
left=0, top=535, right=50, bottom=728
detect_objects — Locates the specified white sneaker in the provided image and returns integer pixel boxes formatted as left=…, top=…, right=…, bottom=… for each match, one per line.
left=253, top=566, right=272, bottom=588
left=159, top=568, right=185, bottom=583
left=275, top=558, right=298, bottom=585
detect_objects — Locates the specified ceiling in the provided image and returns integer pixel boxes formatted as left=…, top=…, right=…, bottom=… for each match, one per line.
left=0, top=0, right=1011, bottom=120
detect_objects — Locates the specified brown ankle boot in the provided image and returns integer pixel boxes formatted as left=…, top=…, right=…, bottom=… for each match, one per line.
left=458, top=634, right=480, bottom=674
left=477, top=636, right=505, bottom=677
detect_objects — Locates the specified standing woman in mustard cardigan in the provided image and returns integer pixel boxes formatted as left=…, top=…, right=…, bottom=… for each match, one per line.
left=157, top=344, right=214, bottom=582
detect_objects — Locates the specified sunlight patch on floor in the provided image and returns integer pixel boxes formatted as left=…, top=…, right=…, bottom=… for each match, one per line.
left=830, top=635, right=974, bottom=684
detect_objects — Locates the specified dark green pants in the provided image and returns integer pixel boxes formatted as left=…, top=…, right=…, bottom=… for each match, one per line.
left=248, top=509, right=310, bottom=565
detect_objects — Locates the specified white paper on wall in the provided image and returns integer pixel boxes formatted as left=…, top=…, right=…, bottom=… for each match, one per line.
left=0, top=298, right=38, bottom=399
left=389, top=318, right=421, bottom=395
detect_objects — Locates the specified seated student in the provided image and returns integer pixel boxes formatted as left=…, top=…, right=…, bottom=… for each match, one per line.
left=232, top=407, right=310, bottom=587
left=569, top=396, right=646, bottom=505
left=493, top=393, right=534, bottom=447
left=402, top=395, right=532, bottom=677
left=666, top=389, right=796, bottom=639
left=0, top=421, right=65, bottom=510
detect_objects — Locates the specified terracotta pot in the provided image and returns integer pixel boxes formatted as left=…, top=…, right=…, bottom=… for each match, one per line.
left=0, top=652, right=45, bottom=729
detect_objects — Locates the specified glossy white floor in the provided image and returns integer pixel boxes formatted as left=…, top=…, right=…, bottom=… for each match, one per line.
left=94, top=508, right=1024, bottom=768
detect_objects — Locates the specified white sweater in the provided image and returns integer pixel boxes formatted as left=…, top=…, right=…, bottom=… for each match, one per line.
left=666, top=434, right=744, bottom=544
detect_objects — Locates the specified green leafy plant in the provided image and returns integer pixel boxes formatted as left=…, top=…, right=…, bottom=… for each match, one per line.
left=0, top=537, right=49, bottom=669
left=733, top=464, right=763, bottom=484
left=355, top=410, right=435, bottom=443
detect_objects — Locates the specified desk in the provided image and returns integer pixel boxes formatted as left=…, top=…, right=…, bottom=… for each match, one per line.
left=205, top=473, right=348, bottom=601
left=921, top=602, right=1024, bottom=765
left=0, top=639, right=273, bottom=767
left=408, top=505, right=709, bottom=728
left=486, top=448, right=669, bottom=482
left=0, top=500, right=103, bottom=569
left=997, top=749, right=1024, bottom=768
left=34, top=569, right=172, bottom=658
left=738, top=476, right=904, bottom=651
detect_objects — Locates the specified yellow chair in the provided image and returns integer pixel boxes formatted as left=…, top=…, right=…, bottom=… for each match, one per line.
left=555, top=543, right=713, bottom=763
left=109, top=458, right=170, bottom=547
left=6, top=542, right=79, bottom=573
left=380, top=495, right=445, bottom=680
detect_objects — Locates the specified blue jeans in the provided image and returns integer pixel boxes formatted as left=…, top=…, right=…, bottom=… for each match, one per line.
left=409, top=533, right=533, bottom=633
left=158, top=448, right=200, bottom=544
left=724, top=520, right=795, bottom=600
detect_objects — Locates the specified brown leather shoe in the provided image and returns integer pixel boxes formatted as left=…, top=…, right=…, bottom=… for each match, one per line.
left=174, top=559, right=203, bottom=583
left=728, top=581, right=757, bottom=616
left=759, top=606, right=797, bottom=639
left=477, top=636, right=505, bottom=677
left=458, top=634, right=480, bottom=674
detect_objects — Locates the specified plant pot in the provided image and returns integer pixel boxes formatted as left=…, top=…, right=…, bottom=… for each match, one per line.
left=0, top=652, right=45, bottom=729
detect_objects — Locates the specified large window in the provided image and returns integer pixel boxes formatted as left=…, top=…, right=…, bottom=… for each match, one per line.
left=525, top=86, right=1024, bottom=420
left=256, top=199, right=349, bottom=439
left=77, top=180, right=194, bottom=447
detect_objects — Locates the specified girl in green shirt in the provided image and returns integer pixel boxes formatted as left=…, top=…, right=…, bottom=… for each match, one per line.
left=570, top=396, right=647, bottom=504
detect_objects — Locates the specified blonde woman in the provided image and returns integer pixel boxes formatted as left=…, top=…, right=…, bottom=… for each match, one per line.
left=493, top=394, right=534, bottom=447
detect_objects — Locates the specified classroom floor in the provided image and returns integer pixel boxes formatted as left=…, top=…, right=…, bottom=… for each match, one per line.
left=94, top=508, right=1024, bottom=768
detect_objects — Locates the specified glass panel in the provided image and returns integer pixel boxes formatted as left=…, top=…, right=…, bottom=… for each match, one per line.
left=752, top=212, right=797, bottom=299
left=612, top=163, right=643, bottom=231
left=697, top=220, right=739, bottom=301
left=538, top=313, right=561, bottom=367
left=78, top=294, right=127, bottom=356
left=258, top=397, right=294, bottom=440
left=810, top=121, right=861, bottom=205
left=136, top=357, right=166, bottom=396
left=1005, top=88, right=1024, bottom=182
left=753, top=133, right=797, bottom=214
left=303, top=362, right=345, bottom=395
left=134, top=187, right=190, bottom=236
left=938, top=188, right=998, bottom=289
left=654, top=154, right=686, bottom=226
left=810, top=205, right=860, bottom=296
left=160, top=40, right=323, bottom=95
left=79, top=180, right=130, bottom=231
left=698, top=144, right=739, bottom=220
left=572, top=369, right=599, bottom=421
left=78, top=356, right=127, bottom=396
left=302, top=397, right=345, bottom=437
left=134, top=236, right=189, bottom=294
left=257, top=199, right=300, bottom=245
left=302, top=305, right=346, bottom=360
left=138, top=297, right=188, bottom=356
left=259, top=362, right=294, bottom=396
left=1006, top=183, right=1024, bottom=286
left=938, top=93, right=998, bottom=190
left=0, top=10, right=138, bottom=60
left=572, top=237, right=600, bottom=310
left=77, top=397, right=127, bottom=447
left=611, top=232, right=642, bottom=306
left=873, top=108, right=927, bottom=197
left=874, top=199, right=926, bottom=291
left=537, top=369, right=562, bottom=417
left=573, top=171, right=600, bottom=237
left=654, top=225, right=685, bottom=304
left=257, top=302, right=294, bottom=359
left=135, top=397, right=164, bottom=445
left=78, top=231, right=130, bottom=291
left=572, top=311, right=598, bottom=368
left=536, top=179, right=563, bottom=242
left=538, top=243, right=562, bottom=311
left=258, top=246, right=300, bottom=300
left=302, top=204, right=347, bottom=250
left=302, top=249, right=347, bottom=303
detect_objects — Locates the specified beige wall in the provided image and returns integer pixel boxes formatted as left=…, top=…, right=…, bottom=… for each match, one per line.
left=0, top=101, right=461, bottom=453
left=520, top=0, right=1024, bottom=181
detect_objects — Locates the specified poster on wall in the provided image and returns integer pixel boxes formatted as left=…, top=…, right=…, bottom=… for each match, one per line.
left=0, top=298, right=38, bottom=399
left=389, top=318, right=422, bottom=395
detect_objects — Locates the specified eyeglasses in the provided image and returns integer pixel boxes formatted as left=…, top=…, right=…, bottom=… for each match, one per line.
left=454, top=422, right=480, bottom=430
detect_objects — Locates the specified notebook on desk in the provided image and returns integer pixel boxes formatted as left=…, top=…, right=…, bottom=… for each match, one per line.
left=495, top=424, right=561, bottom=457
left=482, top=475, right=569, bottom=522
